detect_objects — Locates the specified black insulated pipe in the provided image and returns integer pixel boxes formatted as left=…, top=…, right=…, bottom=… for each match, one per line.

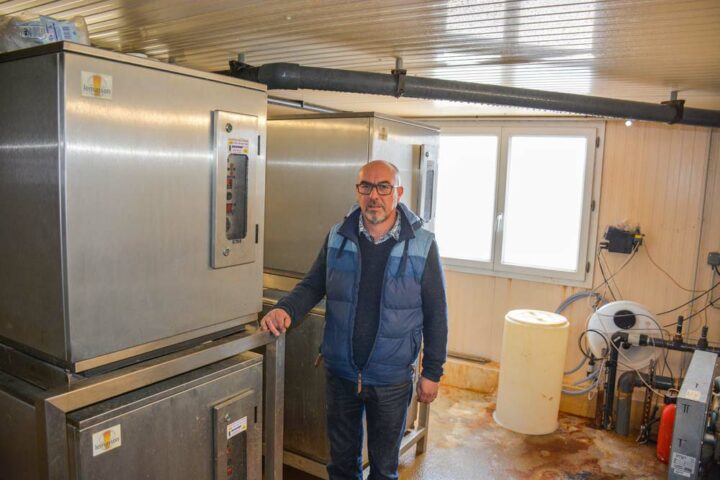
left=638, top=335, right=720, bottom=355
left=228, top=62, right=720, bottom=128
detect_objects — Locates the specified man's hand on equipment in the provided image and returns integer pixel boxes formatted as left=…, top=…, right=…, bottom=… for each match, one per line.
left=416, top=376, right=439, bottom=404
left=260, top=308, right=291, bottom=336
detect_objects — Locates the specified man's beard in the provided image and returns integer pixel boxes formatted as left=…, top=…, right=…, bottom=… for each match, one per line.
left=363, top=203, right=388, bottom=224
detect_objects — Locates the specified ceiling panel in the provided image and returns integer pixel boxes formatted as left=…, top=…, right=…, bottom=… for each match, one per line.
left=2, top=0, right=718, bottom=116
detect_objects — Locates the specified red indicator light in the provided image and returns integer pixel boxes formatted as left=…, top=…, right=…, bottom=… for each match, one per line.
left=226, top=203, right=233, bottom=213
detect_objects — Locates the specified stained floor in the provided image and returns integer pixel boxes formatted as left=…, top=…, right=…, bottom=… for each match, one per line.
left=285, top=385, right=668, bottom=479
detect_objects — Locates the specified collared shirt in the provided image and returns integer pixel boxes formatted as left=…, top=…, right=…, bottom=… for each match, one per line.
left=358, top=209, right=401, bottom=245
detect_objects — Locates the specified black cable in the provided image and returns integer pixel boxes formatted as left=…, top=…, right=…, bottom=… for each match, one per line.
left=603, top=244, right=638, bottom=285
left=600, top=250, right=624, bottom=299
left=661, top=343, right=674, bottom=385
left=683, top=301, right=716, bottom=322
left=578, top=328, right=611, bottom=360
left=655, top=276, right=720, bottom=316
left=591, top=245, right=638, bottom=295
left=596, top=253, right=617, bottom=301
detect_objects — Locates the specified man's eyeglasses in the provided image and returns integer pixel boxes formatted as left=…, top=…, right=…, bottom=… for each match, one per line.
left=356, top=182, right=396, bottom=196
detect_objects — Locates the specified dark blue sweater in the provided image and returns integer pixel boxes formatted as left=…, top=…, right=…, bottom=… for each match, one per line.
left=354, top=233, right=396, bottom=370
left=275, top=210, right=448, bottom=382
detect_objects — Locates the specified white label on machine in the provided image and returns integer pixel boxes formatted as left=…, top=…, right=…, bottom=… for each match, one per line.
left=670, top=452, right=695, bottom=478
left=685, top=389, right=702, bottom=401
left=92, top=424, right=122, bottom=456
left=226, top=416, right=247, bottom=439
left=228, top=138, right=249, bottom=155
left=81, top=71, right=113, bottom=100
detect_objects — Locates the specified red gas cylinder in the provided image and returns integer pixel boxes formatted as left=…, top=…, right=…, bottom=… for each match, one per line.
left=657, top=396, right=677, bottom=464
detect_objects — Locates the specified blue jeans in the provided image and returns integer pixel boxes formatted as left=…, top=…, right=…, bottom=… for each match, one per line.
left=325, top=372, right=413, bottom=480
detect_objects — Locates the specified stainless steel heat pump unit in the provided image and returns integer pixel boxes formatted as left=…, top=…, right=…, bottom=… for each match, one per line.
left=0, top=42, right=284, bottom=480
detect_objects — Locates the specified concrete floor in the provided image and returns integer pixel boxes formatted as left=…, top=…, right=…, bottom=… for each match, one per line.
left=286, top=385, right=668, bottom=479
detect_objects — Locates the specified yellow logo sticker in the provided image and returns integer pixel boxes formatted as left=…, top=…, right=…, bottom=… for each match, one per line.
left=92, top=424, right=122, bottom=456
left=81, top=71, right=113, bottom=100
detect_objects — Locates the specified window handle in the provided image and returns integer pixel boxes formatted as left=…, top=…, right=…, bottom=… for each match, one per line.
left=496, top=213, right=503, bottom=233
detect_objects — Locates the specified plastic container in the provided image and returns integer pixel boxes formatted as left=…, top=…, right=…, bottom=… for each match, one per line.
left=0, top=15, right=90, bottom=54
left=493, top=309, right=570, bottom=435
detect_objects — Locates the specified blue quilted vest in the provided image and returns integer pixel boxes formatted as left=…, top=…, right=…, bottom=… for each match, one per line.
left=322, top=203, right=435, bottom=386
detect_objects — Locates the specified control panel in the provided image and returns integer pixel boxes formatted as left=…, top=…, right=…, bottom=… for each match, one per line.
left=417, top=144, right=439, bottom=228
left=226, top=153, right=249, bottom=242
left=211, top=110, right=259, bottom=269
left=212, top=389, right=261, bottom=480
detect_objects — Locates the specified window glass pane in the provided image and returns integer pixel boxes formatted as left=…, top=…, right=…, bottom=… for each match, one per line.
left=435, top=135, right=498, bottom=262
left=501, top=135, right=587, bottom=271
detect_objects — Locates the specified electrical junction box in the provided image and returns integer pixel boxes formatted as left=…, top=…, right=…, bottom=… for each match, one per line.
left=708, top=252, right=720, bottom=267
left=603, top=226, right=643, bottom=254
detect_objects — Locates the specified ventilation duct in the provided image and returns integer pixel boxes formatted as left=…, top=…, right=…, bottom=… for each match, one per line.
left=226, top=62, right=720, bottom=128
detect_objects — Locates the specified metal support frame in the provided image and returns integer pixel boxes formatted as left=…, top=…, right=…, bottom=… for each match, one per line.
left=267, top=96, right=342, bottom=114
left=601, top=331, right=720, bottom=433
left=602, top=331, right=627, bottom=429
left=262, top=289, right=431, bottom=478
left=283, top=401, right=431, bottom=480
left=413, top=402, right=430, bottom=454
left=35, top=327, right=284, bottom=480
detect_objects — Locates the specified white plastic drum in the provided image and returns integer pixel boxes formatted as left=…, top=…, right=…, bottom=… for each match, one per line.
left=493, top=309, right=570, bottom=435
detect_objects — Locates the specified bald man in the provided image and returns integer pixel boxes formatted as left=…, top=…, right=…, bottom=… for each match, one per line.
left=261, top=160, right=448, bottom=480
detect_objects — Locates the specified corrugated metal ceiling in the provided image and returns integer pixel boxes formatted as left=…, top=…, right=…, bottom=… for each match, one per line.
left=2, top=0, right=719, bottom=117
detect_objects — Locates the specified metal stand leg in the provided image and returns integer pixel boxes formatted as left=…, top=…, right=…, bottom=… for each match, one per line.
left=415, top=402, right=430, bottom=454
left=264, top=334, right=285, bottom=480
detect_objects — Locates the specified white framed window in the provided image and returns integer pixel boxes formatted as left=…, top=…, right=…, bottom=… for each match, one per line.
left=433, top=121, right=604, bottom=287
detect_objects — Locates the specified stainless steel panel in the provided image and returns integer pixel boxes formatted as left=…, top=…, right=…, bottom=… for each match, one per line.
left=0, top=53, right=66, bottom=360
left=0, top=373, right=42, bottom=480
left=369, top=116, right=440, bottom=223
left=64, top=353, right=262, bottom=480
left=0, top=45, right=267, bottom=367
left=264, top=113, right=439, bottom=276
left=0, top=43, right=266, bottom=94
left=62, top=52, right=266, bottom=364
left=281, top=308, right=330, bottom=463
left=21, top=327, right=282, bottom=480
left=668, top=350, right=718, bottom=480
left=212, top=110, right=260, bottom=269
left=0, top=342, right=81, bottom=390
left=265, top=116, right=370, bottom=275
left=71, top=317, right=253, bottom=373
